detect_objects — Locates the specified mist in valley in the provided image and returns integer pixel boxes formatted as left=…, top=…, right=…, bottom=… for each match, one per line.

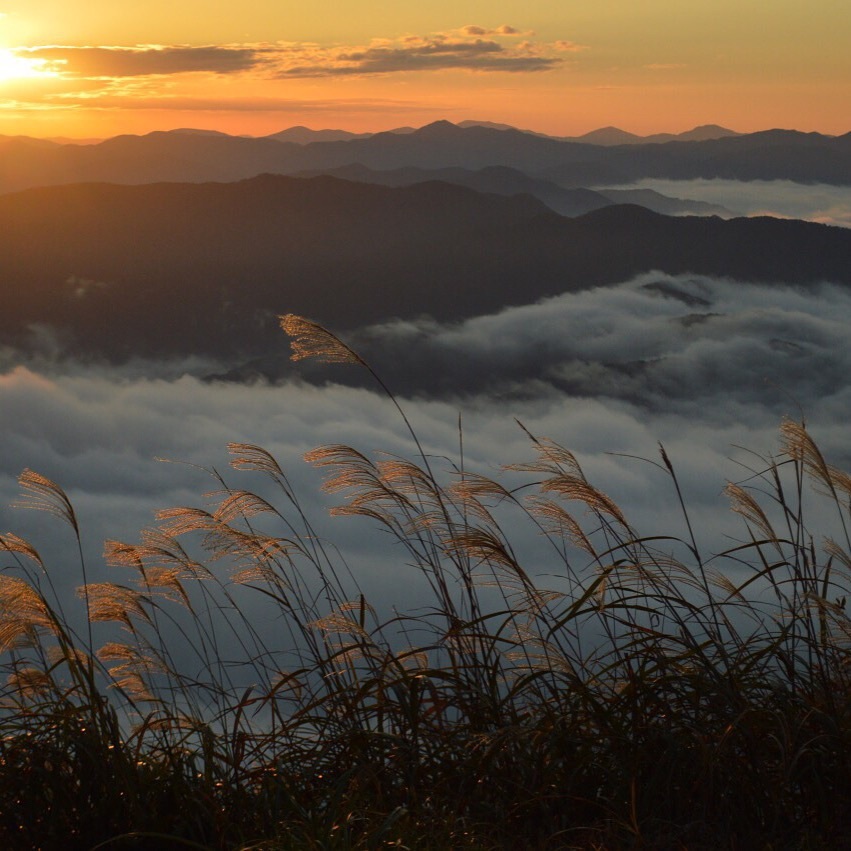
left=2, top=271, right=848, bottom=630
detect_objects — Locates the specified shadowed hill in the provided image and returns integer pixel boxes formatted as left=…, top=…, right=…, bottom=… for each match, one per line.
left=292, top=163, right=730, bottom=217
left=292, top=163, right=614, bottom=217
left=0, top=175, right=848, bottom=361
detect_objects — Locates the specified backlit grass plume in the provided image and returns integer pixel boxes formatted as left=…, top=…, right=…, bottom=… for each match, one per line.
left=280, top=313, right=365, bottom=365
left=0, top=315, right=849, bottom=849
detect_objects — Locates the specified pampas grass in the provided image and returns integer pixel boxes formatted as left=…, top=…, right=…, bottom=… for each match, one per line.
left=1, top=317, right=850, bottom=849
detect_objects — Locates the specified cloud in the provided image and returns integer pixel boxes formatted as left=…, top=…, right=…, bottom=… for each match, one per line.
left=9, top=26, right=578, bottom=88
left=554, top=41, right=590, bottom=52
left=610, top=178, right=851, bottom=229
left=0, top=362, right=810, bottom=578
left=288, top=273, right=849, bottom=430
left=64, top=275, right=111, bottom=299
left=460, top=25, right=524, bottom=37
left=2, top=275, right=846, bottom=683
left=1, top=359, right=844, bottom=642
left=19, top=45, right=263, bottom=78
left=2, top=272, right=847, bottom=581
left=279, top=33, right=563, bottom=77
left=15, top=93, right=445, bottom=115
left=0, top=74, right=111, bottom=104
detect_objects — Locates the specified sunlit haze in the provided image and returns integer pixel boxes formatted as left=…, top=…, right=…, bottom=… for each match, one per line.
left=0, top=1, right=848, bottom=138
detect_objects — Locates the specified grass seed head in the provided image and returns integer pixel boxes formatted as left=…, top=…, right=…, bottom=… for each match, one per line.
left=280, top=314, right=365, bottom=365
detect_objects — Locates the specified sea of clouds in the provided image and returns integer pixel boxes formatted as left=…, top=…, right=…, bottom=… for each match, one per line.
left=2, top=272, right=848, bottom=632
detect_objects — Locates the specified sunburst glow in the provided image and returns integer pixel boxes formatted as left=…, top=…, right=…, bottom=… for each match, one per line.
left=0, top=48, right=55, bottom=82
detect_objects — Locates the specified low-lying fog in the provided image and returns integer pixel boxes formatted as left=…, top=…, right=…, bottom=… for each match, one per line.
left=1, top=272, right=848, bottom=631
left=603, top=179, right=851, bottom=228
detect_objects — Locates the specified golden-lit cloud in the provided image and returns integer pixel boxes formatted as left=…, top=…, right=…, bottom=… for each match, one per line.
left=460, top=25, right=524, bottom=37
left=280, top=41, right=560, bottom=78
left=8, top=26, right=574, bottom=88
left=279, top=32, right=568, bottom=77
left=17, top=45, right=264, bottom=78
left=554, top=41, right=588, bottom=53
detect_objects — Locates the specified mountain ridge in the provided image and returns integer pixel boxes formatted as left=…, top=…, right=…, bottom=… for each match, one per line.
left=1, top=121, right=848, bottom=197
left=0, top=175, right=847, bottom=363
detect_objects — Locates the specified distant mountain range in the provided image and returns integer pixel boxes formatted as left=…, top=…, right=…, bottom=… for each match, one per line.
left=0, top=175, right=847, bottom=365
left=263, top=121, right=741, bottom=146
left=567, top=124, right=741, bottom=146
left=291, top=163, right=731, bottom=218
left=263, top=126, right=377, bottom=144
left=31, top=121, right=743, bottom=148
left=1, top=121, right=849, bottom=199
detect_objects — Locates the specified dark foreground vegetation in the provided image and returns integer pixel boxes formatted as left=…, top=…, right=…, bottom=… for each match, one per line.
left=2, top=318, right=850, bottom=849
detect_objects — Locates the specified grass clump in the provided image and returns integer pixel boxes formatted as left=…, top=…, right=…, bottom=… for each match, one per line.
left=1, top=315, right=850, bottom=850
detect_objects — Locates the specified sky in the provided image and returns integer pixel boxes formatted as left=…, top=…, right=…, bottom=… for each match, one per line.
left=0, top=1, right=849, bottom=139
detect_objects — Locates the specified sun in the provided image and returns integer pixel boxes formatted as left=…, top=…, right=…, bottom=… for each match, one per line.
left=0, top=48, right=55, bottom=82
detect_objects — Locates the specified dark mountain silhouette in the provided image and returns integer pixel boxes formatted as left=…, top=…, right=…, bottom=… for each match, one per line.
left=572, top=126, right=645, bottom=146
left=282, top=120, right=589, bottom=173
left=1, top=122, right=848, bottom=198
left=168, top=128, right=235, bottom=138
left=598, top=188, right=731, bottom=216
left=264, top=126, right=374, bottom=144
left=293, top=163, right=730, bottom=217
left=669, top=124, right=741, bottom=143
left=570, top=124, right=740, bottom=146
left=452, top=121, right=740, bottom=145
left=0, top=134, right=61, bottom=149
left=292, top=163, right=613, bottom=216
left=277, top=122, right=851, bottom=183
left=0, top=175, right=848, bottom=365
left=0, top=131, right=305, bottom=194
left=458, top=120, right=526, bottom=132
left=584, top=129, right=851, bottom=184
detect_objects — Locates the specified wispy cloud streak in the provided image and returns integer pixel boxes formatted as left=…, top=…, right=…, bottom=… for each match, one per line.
left=19, top=45, right=264, bottom=77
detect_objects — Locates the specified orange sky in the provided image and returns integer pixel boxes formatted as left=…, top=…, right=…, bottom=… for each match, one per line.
left=0, top=1, right=849, bottom=139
